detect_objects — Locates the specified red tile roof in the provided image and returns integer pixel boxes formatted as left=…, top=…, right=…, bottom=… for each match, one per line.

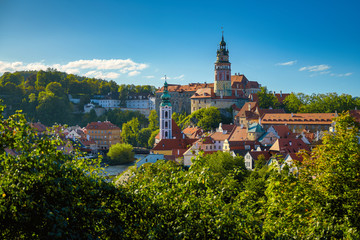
left=235, top=102, right=258, bottom=118
left=85, top=121, right=120, bottom=130
left=182, top=126, right=203, bottom=139
left=157, top=83, right=214, bottom=93
left=228, top=126, right=248, bottom=141
left=270, top=138, right=310, bottom=154
left=262, top=113, right=336, bottom=125
left=210, top=131, right=231, bottom=141
left=31, top=122, right=47, bottom=132
left=248, top=151, right=271, bottom=160
left=152, top=138, right=196, bottom=152
left=350, top=110, right=360, bottom=123
left=272, top=125, right=294, bottom=138
left=287, top=152, right=304, bottom=162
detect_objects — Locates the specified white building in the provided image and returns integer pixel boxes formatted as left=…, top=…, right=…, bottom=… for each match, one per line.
left=98, top=99, right=121, bottom=108
left=126, top=95, right=153, bottom=109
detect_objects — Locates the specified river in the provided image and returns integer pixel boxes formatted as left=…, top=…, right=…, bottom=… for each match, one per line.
left=103, top=154, right=145, bottom=177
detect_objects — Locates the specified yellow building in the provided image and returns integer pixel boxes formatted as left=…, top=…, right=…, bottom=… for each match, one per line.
left=85, top=121, right=121, bottom=150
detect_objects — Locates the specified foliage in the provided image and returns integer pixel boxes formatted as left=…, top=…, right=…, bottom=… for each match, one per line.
left=175, top=107, right=221, bottom=131
left=148, top=109, right=159, bottom=131
left=121, top=152, right=252, bottom=239
left=121, top=117, right=140, bottom=146
left=257, top=87, right=279, bottom=109
left=148, top=129, right=159, bottom=148
left=0, top=104, right=133, bottom=239
left=0, top=70, right=155, bottom=127
left=107, top=143, right=135, bottom=165
left=283, top=92, right=360, bottom=113
left=263, top=112, right=360, bottom=238
left=1, top=102, right=360, bottom=239
left=138, top=128, right=153, bottom=148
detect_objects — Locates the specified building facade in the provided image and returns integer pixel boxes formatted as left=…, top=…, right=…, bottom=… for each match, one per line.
left=85, top=121, right=121, bottom=150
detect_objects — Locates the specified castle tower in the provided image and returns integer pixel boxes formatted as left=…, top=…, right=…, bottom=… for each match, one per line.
left=214, top=32, right=232, bottom=97
left=159, top=80, right=172, bottom=139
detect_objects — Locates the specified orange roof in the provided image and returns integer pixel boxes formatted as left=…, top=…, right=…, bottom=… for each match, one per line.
left=182, top=126, right=203, bottom=139
left=235, top=102, right=258, bottom=118
left=248, top=151, right=271, bottom=160
left=270, top=138, right=310, bottom=154
left=287, top=152, right=304, bottom=162
left=257, top=108, right=285, bottom=117
left=350, top=110, right=360, bottom=123
left=210, top=131, right=230, bottom=141
left=228, top=126, right=248, bottom=141
left=231, top=74, right=248, bottom=85
left=196, top=136, right=215, bottom=145
left=152, top=138, right=196, bottom=152
left=262, top=113, right=336, bottom=125
left=31, top=122, right=47, bottom=132
left=272, top=125, right=294, bottom=138
left=79, top=137, right=96, bottom=146
left=219, top=124, right=236, bottom=132
left=85, top=121, right=120, bottom=130
left=227, top=140, right=260, bottom=150
left=191, top=87, right=214, bottom=99
left=157, top=83, right=214, bottom=93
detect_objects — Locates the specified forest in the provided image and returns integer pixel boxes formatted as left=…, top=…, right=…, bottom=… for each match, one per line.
left=1, top=104, right=359, bottom=239
left=0, top=69, right=155, bottom=126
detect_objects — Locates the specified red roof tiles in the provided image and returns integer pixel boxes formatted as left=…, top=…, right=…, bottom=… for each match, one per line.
left=85, top=121, right=120, bottom=130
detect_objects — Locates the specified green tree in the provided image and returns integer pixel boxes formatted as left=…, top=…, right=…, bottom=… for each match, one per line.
left=257, top=87, right=279, bottom=109
left=148, top=129, right=159, bottom=148
left=0, top=104, right=132, bottom=239
left=121, top=117, right=140, bottom=146
left=46, top=82, right=65, bottom=97
left=263, top=112, right=360, bottom=239
left=148, top=110, right=159, bottom=131
left=107, top=143, right=135, bottom=165
left=283, top=92, right=303, bottom=113
left=138, top=128, right=153, bottom=148
left=192, top=107, right=221, bottom=131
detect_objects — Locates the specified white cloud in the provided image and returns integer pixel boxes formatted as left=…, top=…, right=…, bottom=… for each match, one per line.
left=276, top=60, right=297, bottom=66
left=299, top=64, right=331, bottom=72
left=173, top=74, right=185, bottom=80
left=84, top=71, right=120, bottom=79
left=128, top=71, right=140, bottom=76
left=0, top=58, right=149, bottom=79
left=330, top=72, right=353, bottom=77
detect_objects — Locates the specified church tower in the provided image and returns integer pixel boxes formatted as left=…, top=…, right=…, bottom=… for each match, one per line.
left=214, top=32, right=232, bottom=97
left=159, top=80, right=172, bottom=139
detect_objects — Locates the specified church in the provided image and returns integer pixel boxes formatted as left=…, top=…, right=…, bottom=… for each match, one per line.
left=155, top=33, right=262, bottom=115
left=190, top=33, right=261, bottom=113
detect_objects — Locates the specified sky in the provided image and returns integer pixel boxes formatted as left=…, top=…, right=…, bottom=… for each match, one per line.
left=0, top=0, right=359, bottom=96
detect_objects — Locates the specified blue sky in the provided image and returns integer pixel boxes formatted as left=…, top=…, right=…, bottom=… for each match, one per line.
left=0, top=0, right=359, bottom=96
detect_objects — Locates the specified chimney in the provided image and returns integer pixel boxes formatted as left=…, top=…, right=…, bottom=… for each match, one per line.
left=280, top=90, right=282, bottom=97
left=291, top=113, right=294, bottom=117
left=248, top=103, right=251, bottom=111
left=289, top=141, right=292, bottom=146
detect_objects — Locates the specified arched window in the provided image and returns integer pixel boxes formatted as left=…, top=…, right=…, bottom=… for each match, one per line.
left=165, top=111, right=168, bottom=118
left=165, top=121, right=168, bottom=128
left=165, top=131, right=168, bottom=138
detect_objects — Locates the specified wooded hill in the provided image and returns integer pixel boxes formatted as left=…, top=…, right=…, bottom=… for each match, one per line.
left=0, top=69, right=156, bottom=126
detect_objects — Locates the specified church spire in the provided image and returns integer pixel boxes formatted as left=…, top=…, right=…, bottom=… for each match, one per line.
left=159, top=77, right=172, bottom=139
left=160, top=77, right=171, bottom=107
left=214, top=31, right=232, bottom=96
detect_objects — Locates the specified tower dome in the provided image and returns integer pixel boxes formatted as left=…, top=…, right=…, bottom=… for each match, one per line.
left=160, top=81, right=171, bottom=107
